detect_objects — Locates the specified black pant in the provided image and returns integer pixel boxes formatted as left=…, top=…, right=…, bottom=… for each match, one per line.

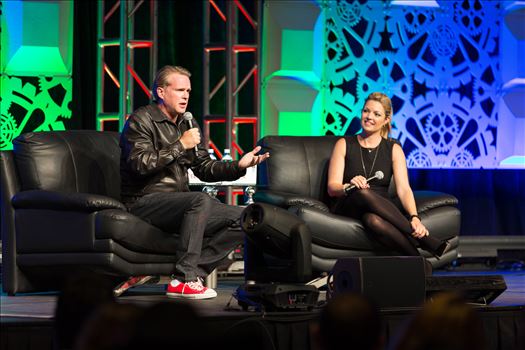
left=333, top=189, right=443, bottom=256
left=129, top=192, right=244, bottom=282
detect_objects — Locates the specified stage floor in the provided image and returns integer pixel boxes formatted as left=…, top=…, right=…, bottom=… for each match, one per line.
left=1, top=267, right=524, bottom=350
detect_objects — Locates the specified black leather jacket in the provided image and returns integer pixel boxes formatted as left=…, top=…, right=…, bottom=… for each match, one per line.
left=120, top=104, right=246, bottom=205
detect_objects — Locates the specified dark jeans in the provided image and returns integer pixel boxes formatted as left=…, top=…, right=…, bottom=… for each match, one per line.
left=129, top=192, right=244, bottom=282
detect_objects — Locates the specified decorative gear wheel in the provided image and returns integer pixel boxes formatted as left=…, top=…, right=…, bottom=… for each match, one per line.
left=473, top=63, right=500, bottom=120
left=454, top=0, right=485, bottom=36
left=336, top=0, right=362, bottom=27
left=355, top=52, right=413, bottom=109
left=1, top=76, right=38, bottom=149
left=450, top=150, right=474, bottom=168
left=0, top=113, right=18, bottom=150
left=325, top=19, right=345, bottom=63
left=406, top=150, right=432, bottom=168
left=323, top=88, right=352, bottom=135
left=423, top=111, right=460, bottom=154
left=429, top=24, right=458, bottom=59
left=1, top=76, right=68, bottom=148
left=38, top=77, right=73, bottom=119
left=401, top=7, right=435, bottom=34
left=4, top=76, right=39, bottom=114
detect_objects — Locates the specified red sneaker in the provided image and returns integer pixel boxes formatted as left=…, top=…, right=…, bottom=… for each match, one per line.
left=166, top=278, right=217, bottom=299
left=113, top=276, right=155, bottom=297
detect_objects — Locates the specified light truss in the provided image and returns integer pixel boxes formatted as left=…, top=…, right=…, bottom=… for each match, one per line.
left=96, top=0, right=157, bottom=131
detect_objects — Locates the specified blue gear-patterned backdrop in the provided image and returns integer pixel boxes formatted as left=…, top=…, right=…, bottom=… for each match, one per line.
left=323, top=0, right=501, bottom=168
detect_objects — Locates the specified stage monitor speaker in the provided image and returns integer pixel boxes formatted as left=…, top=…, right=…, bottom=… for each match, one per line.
left=425, top=275, right=507, bottom=305
left=331, top=256, right=426, bottom=308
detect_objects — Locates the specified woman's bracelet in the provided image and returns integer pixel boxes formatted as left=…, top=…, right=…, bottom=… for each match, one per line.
left=409, top=214, right=420, bottom=222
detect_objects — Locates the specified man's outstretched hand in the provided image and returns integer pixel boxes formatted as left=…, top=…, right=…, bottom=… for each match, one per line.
left=238, top=146, right=270, bottom=169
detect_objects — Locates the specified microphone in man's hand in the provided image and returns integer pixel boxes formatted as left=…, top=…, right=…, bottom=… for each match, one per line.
left=344, top=170, right=385, bottom=195
left=183, top=112, right=199, bottom=152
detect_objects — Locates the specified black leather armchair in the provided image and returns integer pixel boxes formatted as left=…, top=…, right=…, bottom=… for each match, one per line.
left=253, top=136, right=460, bottom=275
left=0, top=131, right=184, bottom=295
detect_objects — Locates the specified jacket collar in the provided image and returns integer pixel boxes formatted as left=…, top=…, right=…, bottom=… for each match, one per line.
left=148, top=103, right=183, bottom=125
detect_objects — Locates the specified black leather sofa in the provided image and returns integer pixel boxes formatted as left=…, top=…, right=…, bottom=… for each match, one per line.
left=0, top=131, right=184, bottom=295
left=253, top=135, right=461, bottom=275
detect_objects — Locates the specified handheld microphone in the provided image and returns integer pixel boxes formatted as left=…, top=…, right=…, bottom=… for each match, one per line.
left=344, top=170, right=385, bottom=195
left=183, top=112, right=199, bottom=152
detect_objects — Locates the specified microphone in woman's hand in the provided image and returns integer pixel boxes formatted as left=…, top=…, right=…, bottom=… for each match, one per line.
left=345, top=171, right=385, bottom=195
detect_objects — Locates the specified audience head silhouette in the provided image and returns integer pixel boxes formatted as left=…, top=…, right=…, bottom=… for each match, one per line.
left=53, top=272, right=115, bottom=350
left=125, top=301, right=210, bottom=349
left=391, top=291, right=486, bottom=350
left=311, top=292, right=383, bottom=350
left=74, top=302, right=143, bottom=350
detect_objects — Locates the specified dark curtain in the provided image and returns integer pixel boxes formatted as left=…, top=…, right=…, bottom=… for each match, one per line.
left=157, top=1, right=204, bottom=123
left=409, top=169, right=525, bottom=236
left=72, top=0, right=97, bottom=130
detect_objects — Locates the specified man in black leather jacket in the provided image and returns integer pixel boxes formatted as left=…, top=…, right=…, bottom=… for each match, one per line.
left=119, top=65, right=269, bottom=299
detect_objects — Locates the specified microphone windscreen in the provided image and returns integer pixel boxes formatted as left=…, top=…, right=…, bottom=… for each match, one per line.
left=183, top=112, right=193, bottom=121
left=375, top=170, right=384, bottom=180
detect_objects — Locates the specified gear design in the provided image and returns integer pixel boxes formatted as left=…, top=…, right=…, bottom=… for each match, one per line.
left=323, top=111, right=345, bottom=135
left=4, top=76, right=39, bottom=113
left=1, top=76, right=69, bottom=150
left=473, top=63, right=500, bottom=120
left=336, top=0, right=362, bottom=27
left=402, top=7, right=435, bottom=34
left=0, top=113, right=18, bottom=150
left=450, top=150, right=475, bottom=168
left=321, top=1, right=500, bottom=168
left=406, top=150, right=432, bottom=168
left=323, top=88, right=353, bottom=135
left=325, top=19, right=345, bottom=63
left=454, top=0, right=485, bottom=36
left=1, top=77, right=38, bottom=150
left=423, top=111, right=460, bottom=154
left=38, top=77, right=73, bottom=119
left=356, top=52, right=413, bottom=106
left=429, top=24, right=457, bottom=58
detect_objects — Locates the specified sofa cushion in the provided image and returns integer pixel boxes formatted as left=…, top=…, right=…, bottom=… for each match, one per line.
left=257, top=135, right=339, bottom=205
left=13, top=131, right=121, bottom=199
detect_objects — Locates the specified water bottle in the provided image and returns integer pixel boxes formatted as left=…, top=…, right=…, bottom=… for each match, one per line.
left=222, top=148, right=233, bottom=162
left=207, top=148, right=217, bottom=160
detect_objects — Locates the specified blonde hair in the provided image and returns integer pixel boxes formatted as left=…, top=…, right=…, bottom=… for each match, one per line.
left=365, top=92, right=393, bottom=138
left=152, top=65, right=191, bottom=101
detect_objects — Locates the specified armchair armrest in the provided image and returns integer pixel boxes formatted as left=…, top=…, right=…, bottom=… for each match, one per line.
left=254, top=190, right=330, bottom=212
left=414, top=191, right=458, bottom=213
left=12, top=190, right=127, bottom=212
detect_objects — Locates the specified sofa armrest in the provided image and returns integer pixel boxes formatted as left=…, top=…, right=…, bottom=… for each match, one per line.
left=414, top=191, right=458, bottom=213
left=12, top=190, right=127, bottom=212
left=254, top=190, right=330, bottom=212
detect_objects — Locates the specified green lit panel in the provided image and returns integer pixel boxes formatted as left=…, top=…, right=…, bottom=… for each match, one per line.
left=281, top=30, right=314, bottom=71
left=1, top=0, right=73, bottom=76
left=278, top=112, right=314, bottom=136
left=1, top=76, right=71, bottom=150
left=260, top=1, right=323, bottom=137
left=261, top=76, right=321, bottom=136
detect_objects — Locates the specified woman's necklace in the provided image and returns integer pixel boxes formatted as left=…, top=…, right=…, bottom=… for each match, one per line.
left=360, top=142, right=379, bottom=178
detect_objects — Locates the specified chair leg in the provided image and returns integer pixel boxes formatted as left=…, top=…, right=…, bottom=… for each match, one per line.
left=204, top=269, right=218, bottom=289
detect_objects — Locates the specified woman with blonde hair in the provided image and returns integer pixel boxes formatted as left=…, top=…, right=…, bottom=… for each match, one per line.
left=327, top=92, right=450, bottom=271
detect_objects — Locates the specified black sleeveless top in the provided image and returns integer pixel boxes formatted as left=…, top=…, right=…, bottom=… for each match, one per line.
left=343, top=135, right=399, bottom=198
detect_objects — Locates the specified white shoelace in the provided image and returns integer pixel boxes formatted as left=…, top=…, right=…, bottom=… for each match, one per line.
left=186, top=280, right=204, bottom=291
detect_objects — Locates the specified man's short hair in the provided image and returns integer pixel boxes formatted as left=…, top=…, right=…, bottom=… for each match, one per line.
left=152, top=65, right=191, bottom=102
